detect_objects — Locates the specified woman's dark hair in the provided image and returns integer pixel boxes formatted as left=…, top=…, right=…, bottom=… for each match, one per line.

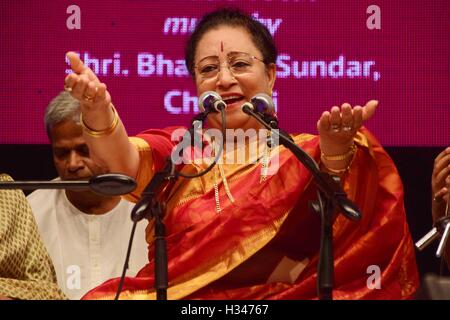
left=185, top=8, right=277, bottom=76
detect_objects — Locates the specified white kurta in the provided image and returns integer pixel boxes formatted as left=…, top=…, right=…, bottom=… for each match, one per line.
left=27, top=188, right=148, bottom=299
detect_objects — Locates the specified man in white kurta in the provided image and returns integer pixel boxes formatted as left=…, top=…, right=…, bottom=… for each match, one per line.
left=28, top=187, right=148, bottom=300
left=27, top=92, right=148, bottom=299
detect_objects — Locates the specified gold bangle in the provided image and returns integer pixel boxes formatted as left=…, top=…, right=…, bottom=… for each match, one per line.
left=321, top=144, right=356, bottom=161
left=324, top=166, right=349, bottom=175
left=321, top=145, right=358, bottom=175
left=80, top=104, right=119, bottom=138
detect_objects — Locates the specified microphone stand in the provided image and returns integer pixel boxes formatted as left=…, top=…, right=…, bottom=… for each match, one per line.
left=0, top=173, right=137, bottom=196
left=242, top=105, right=361, bottom=300
left=125, top=108, right=225, bottom=300
left=130, top=158, right=178, bottom=300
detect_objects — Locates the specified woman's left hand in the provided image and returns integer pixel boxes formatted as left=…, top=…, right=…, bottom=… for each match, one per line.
left=317, top=100, right=378, bottom=156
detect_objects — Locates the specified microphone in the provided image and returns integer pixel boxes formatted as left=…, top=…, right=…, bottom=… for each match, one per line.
left=242, top=93, right=280, bottom=131
left=89, top=174, right=137, bottom=196
left=241, top=93, right=276, bottom=115
left=416, top=194, right=450, bottom=258
left=198, top=91, right=226, bottom=113
left=0, top=173, right=136, bottom=196
left=250, top=93, right=276, bottom=115
left=178, top=92, right=226, bottom=165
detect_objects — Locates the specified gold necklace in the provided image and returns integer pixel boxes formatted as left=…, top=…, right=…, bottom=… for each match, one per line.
left=260, top=137, right=271, bottom=183
left=211, top=135, right=272, bottom=214
left=213, top=162, right=235, bottom=214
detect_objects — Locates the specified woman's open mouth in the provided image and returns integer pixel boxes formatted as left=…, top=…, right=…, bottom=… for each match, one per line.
left=222, top=95, right=246, bottom=110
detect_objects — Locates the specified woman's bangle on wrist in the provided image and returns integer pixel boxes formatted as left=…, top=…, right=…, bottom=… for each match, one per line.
left=321, top=143, right=357, bottom=161
left=80, top=104, right=119, bottom=138
left=321, top=144, right=357, bottom=174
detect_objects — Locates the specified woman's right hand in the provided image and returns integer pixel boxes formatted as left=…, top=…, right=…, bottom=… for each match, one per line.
left=63, top=52, right=140, bottom=179
left=64, top=51, right=114, bottom=130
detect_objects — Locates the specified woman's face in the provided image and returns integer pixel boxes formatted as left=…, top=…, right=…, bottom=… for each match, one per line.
left=194, top=25, right=276, bottom=131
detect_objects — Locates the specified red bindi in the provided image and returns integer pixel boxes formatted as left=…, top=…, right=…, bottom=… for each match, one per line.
left=220, top=41, right=223, bottom=52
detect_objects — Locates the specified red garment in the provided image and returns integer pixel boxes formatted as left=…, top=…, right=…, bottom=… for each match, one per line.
left=83, top=127, right=419, bottom=300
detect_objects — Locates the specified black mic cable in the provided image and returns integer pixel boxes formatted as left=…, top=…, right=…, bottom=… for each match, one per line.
left=114, top=219, right=138, bottom=300
left=114, top=93, right=227, bottom=299
left=246, top=93, right=294, bottom=143
left=176, top=92, right=227, bottom=179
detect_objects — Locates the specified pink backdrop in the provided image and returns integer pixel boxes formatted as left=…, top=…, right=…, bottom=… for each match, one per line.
left=1, top=0, right=449, bottom=145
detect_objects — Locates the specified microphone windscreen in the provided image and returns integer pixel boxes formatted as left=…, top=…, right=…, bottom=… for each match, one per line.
left=198, top=91, right=222, bottom=112
left=251, top=93, right=275, bottom=115
left=89, top=173, right=137, bottom=196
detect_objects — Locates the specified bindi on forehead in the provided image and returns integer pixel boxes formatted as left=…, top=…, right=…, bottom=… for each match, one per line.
left=220, top=41, right=223, bottom=52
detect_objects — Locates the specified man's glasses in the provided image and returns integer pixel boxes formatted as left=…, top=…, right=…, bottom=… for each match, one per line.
left=194, top=51, right=266, bottom=80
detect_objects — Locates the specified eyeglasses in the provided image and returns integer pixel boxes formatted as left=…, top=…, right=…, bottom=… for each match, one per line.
left=194, top=51, right=266, bottom=80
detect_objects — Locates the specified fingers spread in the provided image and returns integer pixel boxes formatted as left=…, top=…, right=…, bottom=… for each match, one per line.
left=321, top=100, right=376, bottom=132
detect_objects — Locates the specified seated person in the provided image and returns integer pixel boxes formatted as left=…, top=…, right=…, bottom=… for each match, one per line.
left=0, top=174, right=66, bottom=300
left=27, top=92, right=148, bottom=299
left=431, top=147, right=450, bottom=269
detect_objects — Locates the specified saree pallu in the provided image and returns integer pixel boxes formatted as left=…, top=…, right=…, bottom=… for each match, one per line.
left=83, top=127, right=419, bottom=300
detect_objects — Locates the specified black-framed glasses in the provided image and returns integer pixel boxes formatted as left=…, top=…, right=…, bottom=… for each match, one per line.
left=194, top=51, right=266, bottom=80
